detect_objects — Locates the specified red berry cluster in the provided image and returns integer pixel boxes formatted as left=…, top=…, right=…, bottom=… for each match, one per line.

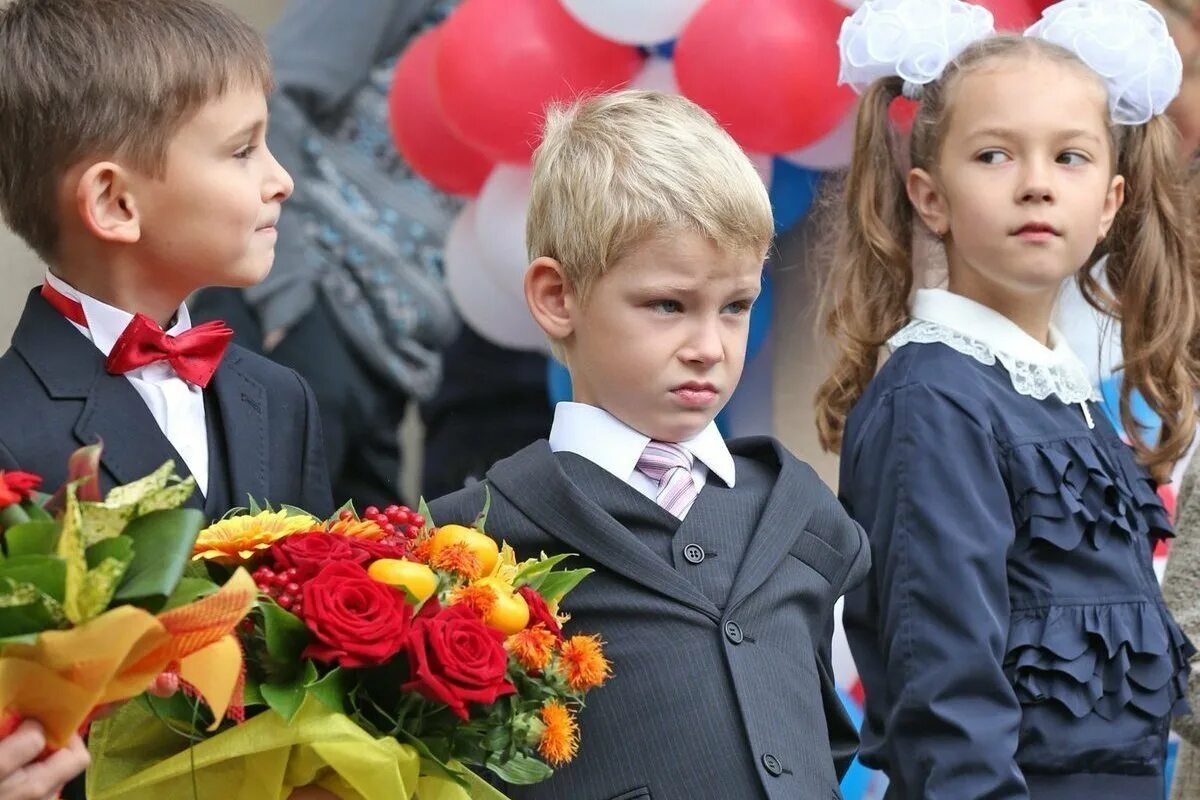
left=356, top=504, right=426, bottom=539
left=252, top=565, right=304, bottom=614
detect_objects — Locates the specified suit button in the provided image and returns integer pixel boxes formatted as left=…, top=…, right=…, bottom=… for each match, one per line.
left=683, top=543, right=705, bottom=564
left=761, top=753, right=783, bottom=777
left=724, top=620, right=744, bottom=644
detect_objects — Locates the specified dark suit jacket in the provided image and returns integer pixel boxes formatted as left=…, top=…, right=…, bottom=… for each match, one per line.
left=0, top=289, right=333, bottom=519
left=430, top=437, right=870, bottom=800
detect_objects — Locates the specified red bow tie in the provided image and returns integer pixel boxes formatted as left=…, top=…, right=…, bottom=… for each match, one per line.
left=41, top=282, right=233, bottom=388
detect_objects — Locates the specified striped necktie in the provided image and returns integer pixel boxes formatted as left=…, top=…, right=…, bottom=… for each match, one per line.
left=636, top=440, right=698, bottom=518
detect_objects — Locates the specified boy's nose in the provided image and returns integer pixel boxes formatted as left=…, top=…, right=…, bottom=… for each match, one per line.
left=681, top=320, right=725, bottom=366
left=264, top=148, right=294, bottom=203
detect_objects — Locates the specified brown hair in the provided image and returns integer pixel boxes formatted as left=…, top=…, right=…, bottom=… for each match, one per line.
left=815, top=35, right=1200, bottom=483
left=0, top=0, right=273, bottom=263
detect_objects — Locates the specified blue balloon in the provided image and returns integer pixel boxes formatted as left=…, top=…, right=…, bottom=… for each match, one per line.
left=1098, top=375, right=1161, bottom=442
left=837, top=687, right=875, bottom=799
left=747, top=270, right=773, bottom=361
left=547, top=358, right=573, bottom=406
left=649, top=38, right=677, bottom=58
left=769, top=158, right=822, bottom=233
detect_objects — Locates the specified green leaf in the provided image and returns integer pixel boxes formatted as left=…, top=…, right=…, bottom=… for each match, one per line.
left=111, top=508, right=206, bottom=611
left=261, top=600, right=311, bottom=668
left=0, top=555, right=67, bottom=601
left=102, top=461, right=173, bottom=507
left=417, top=497, right=435, bottom=535
left=2, top=522, right=59, bottom=558
left=395, top=730, right=468, bottom=787
left=78, top=556, right=133, bottom=617
left=332, top=499, right=356, bottom=520
left=247, top=496, right=263, bottom=515
left=0, top=578, right=68, bottom=636
left=23, top=504, right=52, bottom=523
left=243, top=676, right=265, bottom=707
left=472, top=486, right=492, bottom=533
left=0, top=504, right=30, bottom=531
left=85, top=535, right=132, bottom=570
left=159, top=576, right=218, bottom=612
left=531, top=568, right=593, bottom=604
left=306, top=666, right=350, bottom=713
left=512, top=554, right=575, bottom=590
left=279, top=504, right=313, bottom=519
left=261, top=660, right=316, bottom=722
left=486, top=752, right=553, bottom=785
left=0, top=632, right=39, bottom=647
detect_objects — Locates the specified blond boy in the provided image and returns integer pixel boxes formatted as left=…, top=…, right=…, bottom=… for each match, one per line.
left=431, top=90, right=869, bottom=800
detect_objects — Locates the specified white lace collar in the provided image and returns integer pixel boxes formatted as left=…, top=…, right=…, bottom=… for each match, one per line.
left=889, top=289, right=1100, bottom=405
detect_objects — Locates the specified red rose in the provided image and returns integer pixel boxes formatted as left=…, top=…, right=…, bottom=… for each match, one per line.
left=272, top=532, right=369, bottom=581
left=348, top=536, right=409, bottom=562
left=401, top=600, right=516, bottom=719
left=299, top=561, right=412, bottom=668
left=0, top=471, right=41, bottom=509
left=518, top=586, right=562, bottom=640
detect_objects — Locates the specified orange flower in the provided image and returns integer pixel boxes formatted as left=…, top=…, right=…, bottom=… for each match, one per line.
left=327, top=517, right=386, bottom=540
left=409, top=537, right=433, bottom=565
left=507, top=624, right=557, bottom=673
left=450, top=583, right=498, bottom=617
left=538, top=702, right=579, bottom=766
left=429, top=541, right=483, bottom=579
left=559, top=635, right=611, bottom=692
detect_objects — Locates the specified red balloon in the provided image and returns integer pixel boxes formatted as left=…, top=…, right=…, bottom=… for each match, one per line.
left=435, top=0, right=643, bottom=164
left=674, top=0, right=856, bottom=154
left=979, top=0, right=1042, bottom=31
left=388, top=29, right=493, bottom=197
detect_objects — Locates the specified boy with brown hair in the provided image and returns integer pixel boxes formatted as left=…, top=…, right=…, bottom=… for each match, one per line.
left=0, top=0, right=332, bottom=522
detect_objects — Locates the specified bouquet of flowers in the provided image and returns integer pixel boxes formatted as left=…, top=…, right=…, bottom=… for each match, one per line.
left=87, top=494, right=611, bottom=800
left=0, top=445, right=255, bottom=751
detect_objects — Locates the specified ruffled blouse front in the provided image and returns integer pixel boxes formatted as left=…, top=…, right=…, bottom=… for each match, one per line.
left=839, top=290, right=1192, bottom=800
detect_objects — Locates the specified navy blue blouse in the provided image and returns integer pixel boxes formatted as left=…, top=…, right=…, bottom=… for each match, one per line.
left=840, top=339, right=1192, bottom=800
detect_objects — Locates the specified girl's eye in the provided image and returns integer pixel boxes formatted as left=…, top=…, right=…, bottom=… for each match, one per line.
left=1057, top=151, right=1089, bottom=166
left=977, top=150, right=1010, bottom=165
left=651, top=300, right=682, bottom=314
left=234, top=145, right=257, bottom=160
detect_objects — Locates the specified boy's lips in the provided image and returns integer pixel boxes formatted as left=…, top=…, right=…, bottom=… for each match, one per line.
left=671, top=382, right=718, bottom=408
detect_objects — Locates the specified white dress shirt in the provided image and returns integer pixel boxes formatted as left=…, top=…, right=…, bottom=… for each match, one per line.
left=548, top=402, right=736, bottom=519
left=45, top=271, right=210, bottom=496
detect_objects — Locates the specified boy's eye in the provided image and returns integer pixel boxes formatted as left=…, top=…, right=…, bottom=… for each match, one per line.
left=1057, top=151, right=1089, bottom=166
left=651, top=300, right=682, bottom=314
left=977, top=150, right=1010, bottom=165
left=234, top=145, right=257, bottom=160
left=723, top=300, right=753, bottom=315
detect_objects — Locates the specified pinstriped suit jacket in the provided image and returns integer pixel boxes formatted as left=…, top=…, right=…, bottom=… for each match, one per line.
left=429, top=436, right=870, bottom=800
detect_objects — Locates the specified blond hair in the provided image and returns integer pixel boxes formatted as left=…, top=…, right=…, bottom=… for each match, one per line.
left=0, top=0, right=273, bottom=263
left=815, top=35, right=1200, bottom=483
left=527, top=89, right=774, bottom=308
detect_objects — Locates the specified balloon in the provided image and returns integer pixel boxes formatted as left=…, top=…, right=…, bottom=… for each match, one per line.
left=560, top=0, right=706, bottom=46
left=436, top=0, right=643, bottom=164
left=783, top=106, right=857, bottom=171
left=630, top=56, right=678, bottom=94
left=834, top=0, right=865, bottom=8
left=474, top=165, right=534, bottom=298
left=388, top=30, right=493, bottom=197
left=979, top=0, right=1041, bottom=30
left=747, top=270, right=773, bottom=361
left=674, top=0, right=856, bottom=153
left=444, top=204, right=548, bottom=352
left=768, top=159, right=822, bottom=233
left=748, top=153, right=774, bottom=188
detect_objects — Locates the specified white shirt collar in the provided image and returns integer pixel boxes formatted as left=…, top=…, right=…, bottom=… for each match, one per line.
left=892, top=288, right=1098, bottom=403
left=548, top=402, right=736, bottom=488
left=45, top=270, right=192, bottom=357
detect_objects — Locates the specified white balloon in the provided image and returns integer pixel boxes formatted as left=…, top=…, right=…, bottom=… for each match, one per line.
left=748, top=152, right=774, bottom=187
left=834, top=0, right=866, bottom=9
left=781, top=105, right=857, bottom=171
left=630, top=56, right=678, bottom=94
left=560, top=0, right=706, bottom=46
left=474, top=165, right=534, bottom=301
left=444, top=203, right=548, bottom=353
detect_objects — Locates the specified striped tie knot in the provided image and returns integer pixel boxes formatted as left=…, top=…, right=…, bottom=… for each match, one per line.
left=636, top=441, right=697, bottom=518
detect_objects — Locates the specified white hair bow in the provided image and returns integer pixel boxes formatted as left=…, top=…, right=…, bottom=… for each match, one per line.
left=837, top=0, right=1184, bottom=124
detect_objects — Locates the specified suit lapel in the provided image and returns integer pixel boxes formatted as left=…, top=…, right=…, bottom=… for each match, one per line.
left=725, top=437, right=818, bottom=612
left=487, top=442, right=721, bottom=622
left=11, top=289, right=203, bottom=509
left=205, top=348, right=268, bottom=510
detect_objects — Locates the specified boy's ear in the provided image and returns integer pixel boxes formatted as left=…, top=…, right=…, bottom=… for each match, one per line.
left=906, top=167, right=950, bottom=238
left=524, top=256, right=576, bottom=342
left=75, top=162, right=141, bottom=244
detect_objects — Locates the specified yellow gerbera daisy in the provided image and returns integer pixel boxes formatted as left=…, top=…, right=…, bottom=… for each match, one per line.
left=538, top=702, right=579, bottom=766
left=327, top=517, right=387, bottom=540
left=192, top=510, right=319, bottom=564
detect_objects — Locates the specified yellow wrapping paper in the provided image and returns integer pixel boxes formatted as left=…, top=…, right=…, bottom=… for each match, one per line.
left=0, top=569, right=255, bottom=747
left=87, top=695, right=510, bottom=800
